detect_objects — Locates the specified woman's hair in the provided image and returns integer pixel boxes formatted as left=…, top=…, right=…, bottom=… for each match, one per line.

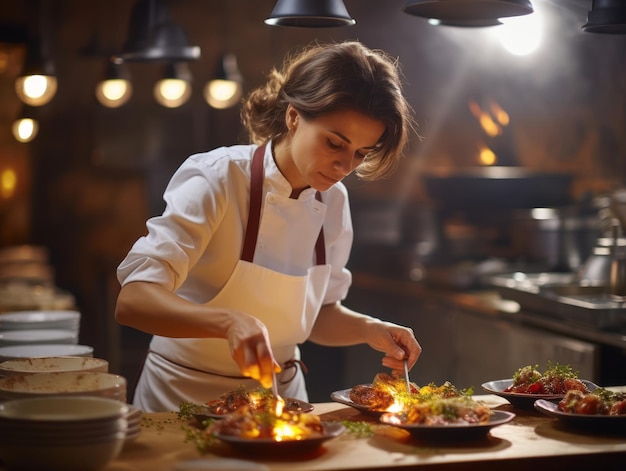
left=241, top=41, right=415, bottom=180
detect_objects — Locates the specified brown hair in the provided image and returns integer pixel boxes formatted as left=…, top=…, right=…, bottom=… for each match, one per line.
left=241, top=41, right=415, bottom=180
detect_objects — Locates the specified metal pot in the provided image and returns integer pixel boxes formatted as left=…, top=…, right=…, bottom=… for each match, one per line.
left=511, top=206, right=602, bottom=272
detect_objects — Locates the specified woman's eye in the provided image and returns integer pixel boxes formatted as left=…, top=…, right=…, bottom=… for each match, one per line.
left=355, top=151, right=367, bottom=160
left=327, top=139, right=342, bottom=150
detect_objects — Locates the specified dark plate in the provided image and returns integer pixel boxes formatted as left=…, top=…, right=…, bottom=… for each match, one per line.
left=481, top=379, right=599, bottom=410
left=192, top=398, right=314, bottom=422
left=534, top=399, right=626, bottom=434
left=330, top=386, right=385, bottom=416
left=379, top=410, right=515, bottom=441
left=214, top=421, right=345, bottom=455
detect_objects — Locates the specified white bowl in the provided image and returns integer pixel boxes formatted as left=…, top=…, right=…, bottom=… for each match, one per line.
left=0, top=396, right=127, bottom=471
left=0, top=371, right=127, bottom=402
left=0, top=356, right=109, bottom=377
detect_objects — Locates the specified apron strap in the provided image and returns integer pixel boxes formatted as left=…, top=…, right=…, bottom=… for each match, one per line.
left=241, top=143, right=326, bottom=265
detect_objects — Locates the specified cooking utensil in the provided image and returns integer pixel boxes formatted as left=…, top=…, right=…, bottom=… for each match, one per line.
left=403, top=359, right=411, bottom=392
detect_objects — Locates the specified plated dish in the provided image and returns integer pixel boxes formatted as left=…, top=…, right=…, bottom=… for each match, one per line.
left=380, top=410, right=515, bottom=441
left=534, top=399, right=626, bottom=433
left=481, top=379, right=598, bottom=409
left=213, top=421, right=345, bottom=455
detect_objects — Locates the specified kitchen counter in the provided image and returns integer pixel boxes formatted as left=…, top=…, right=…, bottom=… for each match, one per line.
left=105, top=393, right=626, bottom=471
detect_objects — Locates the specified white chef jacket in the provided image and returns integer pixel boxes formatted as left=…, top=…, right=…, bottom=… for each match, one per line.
left=117, top=142, right=353, bottom=318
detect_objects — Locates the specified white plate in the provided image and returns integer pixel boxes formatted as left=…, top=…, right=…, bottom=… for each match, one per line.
left=0, top=344, right=93, bottom=361
left=0, top=329, right=78, bottom=346
left=0, top=310, right=80, bottom=331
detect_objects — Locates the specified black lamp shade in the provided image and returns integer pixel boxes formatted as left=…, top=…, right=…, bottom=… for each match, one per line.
left=114, top=0, right=200, bottom=63
left=265, top=0, right=356, bottom=27
left=403, top=0, right=533, bottom=22
left=582, top=0, right=626, bottom=34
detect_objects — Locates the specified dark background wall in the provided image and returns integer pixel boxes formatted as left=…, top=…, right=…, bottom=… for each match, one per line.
left=0, top=0, right=625, bottom=399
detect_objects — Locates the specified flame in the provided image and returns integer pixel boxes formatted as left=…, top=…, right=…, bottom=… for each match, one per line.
left=272, top=420, right=306, bottom=442
left=468, top=99, right=509, bottom=138
left=274, top=396, right=285, bottom=416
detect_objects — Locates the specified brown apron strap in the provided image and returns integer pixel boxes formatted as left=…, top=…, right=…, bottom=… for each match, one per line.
left=241, top=143, right=326, bottom=265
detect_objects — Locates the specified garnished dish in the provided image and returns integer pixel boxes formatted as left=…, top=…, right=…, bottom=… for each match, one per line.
left=481, top=363, right=597, bottom=409
left=179, top=386, right=313, bottom=422
left=204, top=405, right=344, bottom=455
left=331, top=373, right=469, bottom=416
left=380, top=395, right=515, bottom=441
left=534, top=388, right=626, bottom=433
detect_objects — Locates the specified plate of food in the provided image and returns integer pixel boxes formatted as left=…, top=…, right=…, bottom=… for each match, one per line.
left=481, top=363, right=598, bottom=409
left=332, top=373, right=468, bottom=416
left=379, top=396, right=515, bottom=441
left=180, top=387, right=314, bottom=423
left=534, top=388, right=626, bottom=433
left=207, top=408, right=345, bottom=455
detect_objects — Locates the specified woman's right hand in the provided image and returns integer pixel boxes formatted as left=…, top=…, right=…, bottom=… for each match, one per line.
left=225, top=312, right=281, bottom=389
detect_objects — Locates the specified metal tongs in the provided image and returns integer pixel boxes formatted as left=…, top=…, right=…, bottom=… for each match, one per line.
left=403, top=359, right=411, bottom=393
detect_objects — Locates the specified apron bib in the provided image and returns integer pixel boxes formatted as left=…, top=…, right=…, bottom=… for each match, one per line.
left=134, top=144, right=331, bottom=412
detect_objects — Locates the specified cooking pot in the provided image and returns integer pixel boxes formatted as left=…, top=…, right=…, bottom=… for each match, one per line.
left=422, top=167, right=574, bottom=210
left=511, top=206, right=602, bottom=272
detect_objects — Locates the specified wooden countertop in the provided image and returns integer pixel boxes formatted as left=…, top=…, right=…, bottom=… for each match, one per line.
left=106, top=393, right=626, bottom=471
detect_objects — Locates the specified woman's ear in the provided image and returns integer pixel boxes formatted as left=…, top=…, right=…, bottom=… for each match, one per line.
left=285, top=104, right=299, bottom=132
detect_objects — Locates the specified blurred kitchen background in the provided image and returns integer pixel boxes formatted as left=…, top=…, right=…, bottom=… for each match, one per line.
left=0, top=0, right=625, bottom=402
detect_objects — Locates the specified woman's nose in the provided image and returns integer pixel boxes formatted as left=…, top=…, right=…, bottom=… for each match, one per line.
left=333, top=152, right=355, bottom=174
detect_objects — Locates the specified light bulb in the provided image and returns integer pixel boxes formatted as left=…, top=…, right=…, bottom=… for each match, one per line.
left=154, top=78, right=191, bottom=108
left=96, top=79, right=133, bottom=108
left=204, top=79, right=242, bottom=109
left=15, top=74, right=57, bottom=106
left=12, top=117, right=39, bottom=143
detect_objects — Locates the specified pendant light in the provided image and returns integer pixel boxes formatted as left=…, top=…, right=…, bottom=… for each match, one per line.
left=582, top=0, right=626, bottom=34
left=265, top=0, right=356, bottom=27
left=15, top=0, right=57, bottom=106
left=154, top=62, right=192, bottom=108
left=95, top=60, right=133, bottom=108
left=114, top=0, right=200, bottom=64
left=204, top=54, right=243, bottom=109
left=11, top=108, right=39, bottom=143
left=403, top=0, right=533, bottom=26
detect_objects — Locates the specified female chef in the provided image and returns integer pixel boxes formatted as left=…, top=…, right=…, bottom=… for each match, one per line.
left=115, top=40, right=422, bottom=412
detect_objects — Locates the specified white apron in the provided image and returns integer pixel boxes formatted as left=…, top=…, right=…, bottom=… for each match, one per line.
left=133, top=144, right=332, bottom=412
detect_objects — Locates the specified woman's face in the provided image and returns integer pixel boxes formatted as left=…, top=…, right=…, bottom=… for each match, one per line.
left=278, top=106, right=385, bottom=192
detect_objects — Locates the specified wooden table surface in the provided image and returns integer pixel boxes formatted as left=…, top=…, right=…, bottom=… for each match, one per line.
left=104, top=392, right=626, bottom=471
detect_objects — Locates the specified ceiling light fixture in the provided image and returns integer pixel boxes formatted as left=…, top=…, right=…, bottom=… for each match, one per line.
left=154, top=62, right=192, bottom=108
left=403, top=0, right=533, bottom=26
left=204, top=54, right=243, bottom=109
left=265, top=0, right=356, bottom=27
left=15, top=0, right=57, bottom=106
left=582, top=0, right=626, bottom=34
left=114, top=0, right=201, bottom=63
left=95, top=60, right=133, bottom=108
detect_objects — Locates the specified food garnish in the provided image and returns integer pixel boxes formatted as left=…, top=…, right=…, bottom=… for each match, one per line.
left=558, top=388, right=626, bottom=416
left=505, top=362, right=589, bottom=395
left=383, top=395, right=493, bottom=425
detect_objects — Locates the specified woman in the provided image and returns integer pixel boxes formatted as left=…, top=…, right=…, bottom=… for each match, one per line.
left=115, top=40, right=422, bottom=412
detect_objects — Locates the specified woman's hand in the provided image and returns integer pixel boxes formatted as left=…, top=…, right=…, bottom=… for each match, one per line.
left=365, top=320, right=422, bottom=377
left=225, top=312, right=281, bottom=389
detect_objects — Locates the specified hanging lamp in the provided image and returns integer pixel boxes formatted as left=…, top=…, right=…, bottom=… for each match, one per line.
left=403, top=0, right=533, bottom=26
left=582, top=0, right=626, bottom=34
left=204, top=53, right=243, bottom=109
left=95, top=60, right=133, bottom=108
left=265, top=0, right=356, bottom=27
left=12, top=107, right=39, bottom=143
left=114, top=0, right=200, bottom=63
left=154, top=62, right=192, bottom=108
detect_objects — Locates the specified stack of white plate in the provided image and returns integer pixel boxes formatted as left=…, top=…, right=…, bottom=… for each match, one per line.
left=0, top=396, right=129, bottom=471
left=0, top=310, right=81, bottom=348
left=0, top=344, right=94, bottom=362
